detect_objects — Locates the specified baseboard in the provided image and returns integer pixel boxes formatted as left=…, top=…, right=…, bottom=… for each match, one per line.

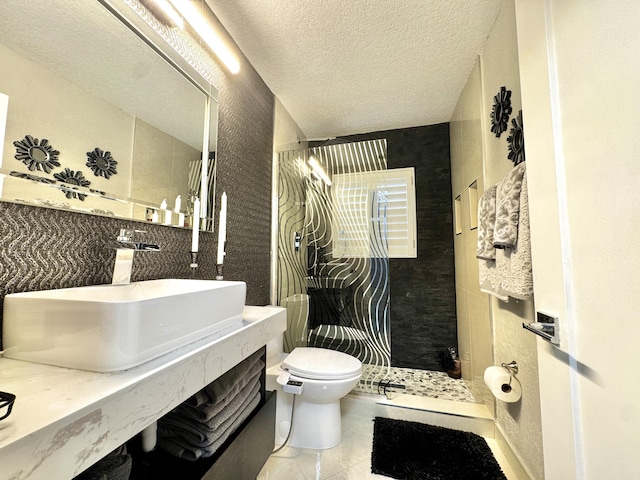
left=494, top=424, right=533, bottom=480
left=344, top=392, right=495, bottom=439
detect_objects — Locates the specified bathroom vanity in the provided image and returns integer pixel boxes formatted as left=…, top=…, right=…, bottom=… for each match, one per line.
left=0, top=305, right=286, bottom=480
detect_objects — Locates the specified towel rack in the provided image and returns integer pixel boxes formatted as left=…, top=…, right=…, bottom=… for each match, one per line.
left=523, top=312, right=560, bottom=345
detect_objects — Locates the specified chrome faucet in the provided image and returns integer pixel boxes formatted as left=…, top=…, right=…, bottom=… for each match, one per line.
left=112, top=229, right=160, bottom=285
left=115, top=228, right=160, bottom=251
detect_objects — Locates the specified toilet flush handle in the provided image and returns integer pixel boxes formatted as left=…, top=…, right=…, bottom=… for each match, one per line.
left=276, top=371, right=291, bottom=386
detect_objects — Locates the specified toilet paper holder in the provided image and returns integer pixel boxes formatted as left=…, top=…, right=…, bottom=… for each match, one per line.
left=484, top=363, right=522, bottom=401
left=501, top=361, right=518, bottom=376
left=499, top=361, right=519, bottom=394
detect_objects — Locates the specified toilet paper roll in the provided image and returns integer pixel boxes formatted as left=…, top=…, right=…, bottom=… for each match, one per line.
left=483, top=366, right=522, bottom=403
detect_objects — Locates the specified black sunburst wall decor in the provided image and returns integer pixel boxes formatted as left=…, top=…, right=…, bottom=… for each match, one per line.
left=490, top=86, right=513, bottom=138
left=86, top=147, right=118, bottom=179
left=53, top=168, right=91, bottom=201
left=507, top=110, right=525, bottom=165
left=13, top=134, right=61, bottom=173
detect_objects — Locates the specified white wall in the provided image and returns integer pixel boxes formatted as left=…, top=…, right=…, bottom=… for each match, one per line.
left=450, top=60, right=494, bottom=405
left=477, top=4, right=544, bottom=478
left=0, top=92, right=8, bottom=165
left=0, top=44, right=134, bottom=202
left=273, top=98, right=307, bottom=152
left=515, top=1, right=640, bottom=478
left=450, top=2, right=544, bottom=478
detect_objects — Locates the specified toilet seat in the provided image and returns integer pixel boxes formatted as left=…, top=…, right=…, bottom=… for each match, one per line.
left=282, top=347, right=362, bottom=380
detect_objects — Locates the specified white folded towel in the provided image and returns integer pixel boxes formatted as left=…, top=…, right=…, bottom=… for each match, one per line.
left=493, top=162, right=526, bottom=249
left=476, top=184, right=498, bottom=260
left=497, top=170, right=533, bottom=299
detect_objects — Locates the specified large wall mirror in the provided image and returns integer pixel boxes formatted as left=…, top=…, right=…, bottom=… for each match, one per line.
left=0, top=0, right=219, bottom=231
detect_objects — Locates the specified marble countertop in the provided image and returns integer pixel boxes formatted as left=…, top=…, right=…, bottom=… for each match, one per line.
left=0, top=305, right=286, bottom=480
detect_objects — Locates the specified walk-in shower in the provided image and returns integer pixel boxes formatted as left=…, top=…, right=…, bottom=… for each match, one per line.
left=276, top=138, right=474, bottom=402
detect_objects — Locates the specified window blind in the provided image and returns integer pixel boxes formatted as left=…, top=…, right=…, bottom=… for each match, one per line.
left=332, top=167, right=416, bottom=258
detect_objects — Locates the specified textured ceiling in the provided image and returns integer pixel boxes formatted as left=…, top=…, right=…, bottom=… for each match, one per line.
left=206, top=0, right=503, bottom=139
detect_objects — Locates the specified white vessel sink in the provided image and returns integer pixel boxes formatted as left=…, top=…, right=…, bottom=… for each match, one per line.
left=2, top=279, right=246, bottom=372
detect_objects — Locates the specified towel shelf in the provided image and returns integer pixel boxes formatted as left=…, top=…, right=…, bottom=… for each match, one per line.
left=141, top=348, right=276, bottom=480
left=523, top=312, right=560, bottom=345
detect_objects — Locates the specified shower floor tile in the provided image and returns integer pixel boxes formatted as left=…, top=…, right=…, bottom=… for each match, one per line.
left=354, top=364, right=476, bottom=403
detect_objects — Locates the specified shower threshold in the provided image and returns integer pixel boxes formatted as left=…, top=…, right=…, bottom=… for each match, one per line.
left=354, top=364, right=476, bottom=403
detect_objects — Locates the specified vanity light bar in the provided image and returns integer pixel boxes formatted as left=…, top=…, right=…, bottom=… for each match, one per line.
left=167, top=0, right=240, bottom=74
left=308, top=156, right=332, bottom=186
left=149, top=0, right=184, bottom=28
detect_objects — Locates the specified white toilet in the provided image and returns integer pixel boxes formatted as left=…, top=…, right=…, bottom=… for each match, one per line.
left=269, top=347, right=362, bottom=450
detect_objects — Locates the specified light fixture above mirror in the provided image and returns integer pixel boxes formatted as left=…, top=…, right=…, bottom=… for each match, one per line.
left=139, top=0, right=184, bottom=28
left=138, top=0, right=240, bottom=74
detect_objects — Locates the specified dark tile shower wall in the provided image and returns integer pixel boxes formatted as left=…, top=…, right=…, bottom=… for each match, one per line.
left=332, top=124, right=456, bottom=371
left=0, top=16, right=275, bottom=348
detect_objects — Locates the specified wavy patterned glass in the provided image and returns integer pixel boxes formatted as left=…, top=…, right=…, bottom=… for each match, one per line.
left=277, top=139, right=396, bottom=392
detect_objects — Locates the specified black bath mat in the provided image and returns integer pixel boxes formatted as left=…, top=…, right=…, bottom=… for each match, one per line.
left=371, top=417, right=506, bottom=480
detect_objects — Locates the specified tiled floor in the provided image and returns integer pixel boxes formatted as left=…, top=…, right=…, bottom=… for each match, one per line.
left=257, top=395, right=389, bottom=479
left=257, top=393, right=518, bottom=480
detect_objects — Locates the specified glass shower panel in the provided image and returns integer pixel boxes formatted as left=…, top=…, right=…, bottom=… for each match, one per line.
left=277, top=139, right=392, bottom=393
left=277, top=150, right=309, bottom=350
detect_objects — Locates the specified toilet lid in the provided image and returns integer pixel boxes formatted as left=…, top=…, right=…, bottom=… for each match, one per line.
left=282, top=347, right=362, bottom=380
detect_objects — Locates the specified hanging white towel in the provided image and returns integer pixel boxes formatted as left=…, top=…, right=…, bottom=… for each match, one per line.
left=476, top=184, right=498, bottom=260
left=497, top=169, right=533, bottom=299
left=493, top=162, right=526, bottom=249
left=479, top=258, right=509, bottom=301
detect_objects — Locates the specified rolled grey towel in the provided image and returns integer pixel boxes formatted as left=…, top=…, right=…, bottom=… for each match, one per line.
left=74, top=470, right=106, bottom=480
left=73, top=450, right=131, bottom=480
left=101, top=454, right=132, bottom=480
